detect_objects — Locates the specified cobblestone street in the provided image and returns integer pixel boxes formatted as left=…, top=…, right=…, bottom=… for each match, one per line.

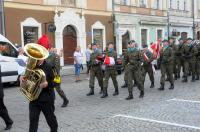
left=1, top=69, right=200, bottom=132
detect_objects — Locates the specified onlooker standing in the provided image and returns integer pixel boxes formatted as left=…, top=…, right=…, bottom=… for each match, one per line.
left=85, top=44, right=92, bottom=76
left=74, top=46, right=83, bottom=82
left=17, top=47, right=28, bottom=75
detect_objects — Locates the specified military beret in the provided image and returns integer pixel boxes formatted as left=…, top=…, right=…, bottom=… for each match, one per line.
left=142, top=44, right=148, bottom=48
left=187, top=38, right=193, bottom=41
left=128, top=40, right=135, bottom=44
left=162, top=39, right=169, bottom=43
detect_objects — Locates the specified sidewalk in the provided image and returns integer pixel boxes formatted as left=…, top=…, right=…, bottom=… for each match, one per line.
left=60, top=65, right=87, bottom=76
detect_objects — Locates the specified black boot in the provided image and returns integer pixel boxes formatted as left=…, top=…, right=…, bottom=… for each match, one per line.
left=158, top=84, right=164, bottom=91
left=101, top=89, right=108, bottom=98
left=139, top=90, right=144, bottom=98
left=5, top=122, right=13, bottom=130
left=86, top=88, right=94, bottom=96
left=99, top=87, right=103, bottom=94
left=169, top=84, right=174, bottom=90
left=133, top=82, right=137, bottom=87
left=174, top=74, right=177, bottom=80
left=150, top=82, right=154, bottom=88
left=121, top=81, right=128, bottom=88
left=196, top=75, right=200, bottom=80
left=191, top=76, right=195, bottom=82
left=61, top=98, right=69, bottom=108
left=182, top=76, right=188, bottom=82
left=0, top=109, right=13, bottom=130
left=113, top=88, right=119, bottom=96
left=125, top=92, right=133, bottom=100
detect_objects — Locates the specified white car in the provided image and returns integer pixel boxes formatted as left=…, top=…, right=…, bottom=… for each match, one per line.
left=0, top=34, right=19, bottom=83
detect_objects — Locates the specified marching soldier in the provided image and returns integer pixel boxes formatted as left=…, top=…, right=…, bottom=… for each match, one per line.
left=121, top=43, right=131, bottom=88
left=101, top=42, right=119, bottom=98
left=46, top=48, right=69, bottom=107
left=182, top=38, right=198, bottom=82
left=176, top=38, right=185, bottom=79
left=158, top=40, right=174, bottom=90
left=195, top=40, right=200, bottom=80
left=141, top=44, right=155, bottom=88
left=124, top=40, right=144, bottom=100
left=87, top=43, right=104, bottom=96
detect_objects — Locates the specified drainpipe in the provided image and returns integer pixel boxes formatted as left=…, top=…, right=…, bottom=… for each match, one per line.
left=112, top=0, right=115, bottom=43
left=0, top=0, right=5, bottom=36
left=192, top=0, right=195, bottom=39
left=167, top=10, right=170, bottom=39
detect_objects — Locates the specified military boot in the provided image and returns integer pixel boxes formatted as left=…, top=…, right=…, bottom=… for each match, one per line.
left=101, top=89, right=108, bottom=98
left=125, top=92, right=133, bottom=100
left=196, top=75, right=200, bottom=80
left=121, top=81, right=128, bottom=88
left=191, top=75, right=196, bottom=82
left=158, top=84, right=164, bottom=91
left=169, top=84, right=174, bottom=90
left=139, top=90, right=144, bottom=98
left=113, top=88, right=119, bottom=96
left=150, top=81, right=154, bottom=88
left=86, top=88, right=94, bottom=96
left=99, top=87, right=103, bottom=94
left=182, top=76, right=188, bottom=82
left=61, top=98, right=69, bottom=108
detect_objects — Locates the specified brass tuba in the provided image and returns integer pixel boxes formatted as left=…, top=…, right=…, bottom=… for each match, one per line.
left=20, top=43, right=49, bottom=101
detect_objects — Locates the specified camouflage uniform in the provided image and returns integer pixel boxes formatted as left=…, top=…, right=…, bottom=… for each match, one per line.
left=121, top=50, right=128, bottom=88
left=182, top=43, right=198, bottom=82
left=171, top=43, right=179, bottom=80
left=87, top=50, right=104, bottom=96
left=124, top=48, right=144, bottom=100
left=101, top=50, right=118, bottom=98
left=176, top=42, right=185, bottom=78
left=46, top=52, right=69, bottom=107
left=195, top=42, right=200, bottom=80
left=141, top=49, right=154, bottom=88
left=158, top=46, right=174, bottom=90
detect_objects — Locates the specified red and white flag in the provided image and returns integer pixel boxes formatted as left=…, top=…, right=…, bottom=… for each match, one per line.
left=103, top=56, right=115, bottom=65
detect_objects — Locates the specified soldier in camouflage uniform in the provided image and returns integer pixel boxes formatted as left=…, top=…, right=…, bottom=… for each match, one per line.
left=158, top=40, right=174, bottom=90
left=182, top=38, right=198, bottom=82
left=46, top=48, right=69, bottom=107
left=195, top=40, right=200, bottom=80
left=124, top=40, right=144, bottom=100
left=176, top=38, right=185, bottom=79
left=86, top=43, right=104, bottom=96
left=141, top=44, right=154, bottom=88
left=121, top=43, right=131, bottom=88
left=101, top=42, right=119, bottom=98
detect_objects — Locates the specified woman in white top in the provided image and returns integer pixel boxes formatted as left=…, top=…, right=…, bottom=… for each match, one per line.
left=74, top=46, right=83, bottom=82
left=17, top=47, right=28, bottom=75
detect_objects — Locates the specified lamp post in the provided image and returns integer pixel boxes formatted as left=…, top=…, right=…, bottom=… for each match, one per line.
left=192, top=0, right=195, bottom=39
left=0, top=0, right=5, bottom=35
left=167, top=10, right=170, bottom=39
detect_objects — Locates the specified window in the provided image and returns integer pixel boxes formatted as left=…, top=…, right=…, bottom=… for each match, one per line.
left=141, top=29, right=148, bottom=45
left=157, top=29, right=163, bottom=40
left=23, top=26, right=39, bottom=45
left=0, top=42, right=18, bottom=58
left=121, top=0, right=128, bottom=5
left=184, top=0, right=186, bottom=10
left=139, top=0, right=146, bottom=7
left=61, top=0, right=76, bottom=6
left=177, top=0, right=180, bottom=10
left=154, top=0, right=160, bottom=9
left=93, top=29, right=103, bottom=49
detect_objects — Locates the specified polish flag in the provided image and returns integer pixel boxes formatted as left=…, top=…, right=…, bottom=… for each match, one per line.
left=148, top=40, right=161, bottom=59
left=104, top=56, right=115, bottom=65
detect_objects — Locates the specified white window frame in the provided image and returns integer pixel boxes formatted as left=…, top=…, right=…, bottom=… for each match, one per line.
left=140, top=27, right=149, bottom=47
left=91, top=21, right=106, bottom=50
left=156, top=28, right=165, bottom=41
left=138, top=0, right=147, bottom=8
left=20, top=17, right=42, bottom=47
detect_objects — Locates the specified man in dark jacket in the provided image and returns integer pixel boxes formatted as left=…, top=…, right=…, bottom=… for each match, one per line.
left=0, top=66, right=13, bottom=130
left=20, top=60, right=58, bottom=132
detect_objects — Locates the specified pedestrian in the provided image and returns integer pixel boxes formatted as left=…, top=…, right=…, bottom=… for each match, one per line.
left=141, top=44, right=155, bottom=88
left=101, top=42, right=119, bottom=98
left=73, top=46, right=83, bottom=82
left=158, top=40, right=174, bottom=90
left=86, top=43, right=104, bottom=96
left=17, top=47, right=28, bottom=75
left=124, top=40, right=144, bottom=100
left=85, top=44, right=92, bottom=78
left=46, top=47, right=69, bottom=108
left=0, top=65, right=13, bottom=130
left=182, top=38, right=198, bottom=82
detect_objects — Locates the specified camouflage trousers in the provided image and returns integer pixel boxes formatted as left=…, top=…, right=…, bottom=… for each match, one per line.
left=103, top=67, right=118, bottom=90
left=160, top=64, right=174, bottom=85
left=89, top=65, right=103, bottom=89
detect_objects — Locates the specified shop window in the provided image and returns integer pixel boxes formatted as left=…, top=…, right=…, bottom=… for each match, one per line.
left=23, top=26, right=39, bottom=45
left=0, top=42, right=18, bottom=57
left=157, top=29, right=163, bottom=40
left=139, top=0, right=147, bottom=7
left=93, top=29, right=103, bottom=49
left=141, top=29, right=148, bottom=45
